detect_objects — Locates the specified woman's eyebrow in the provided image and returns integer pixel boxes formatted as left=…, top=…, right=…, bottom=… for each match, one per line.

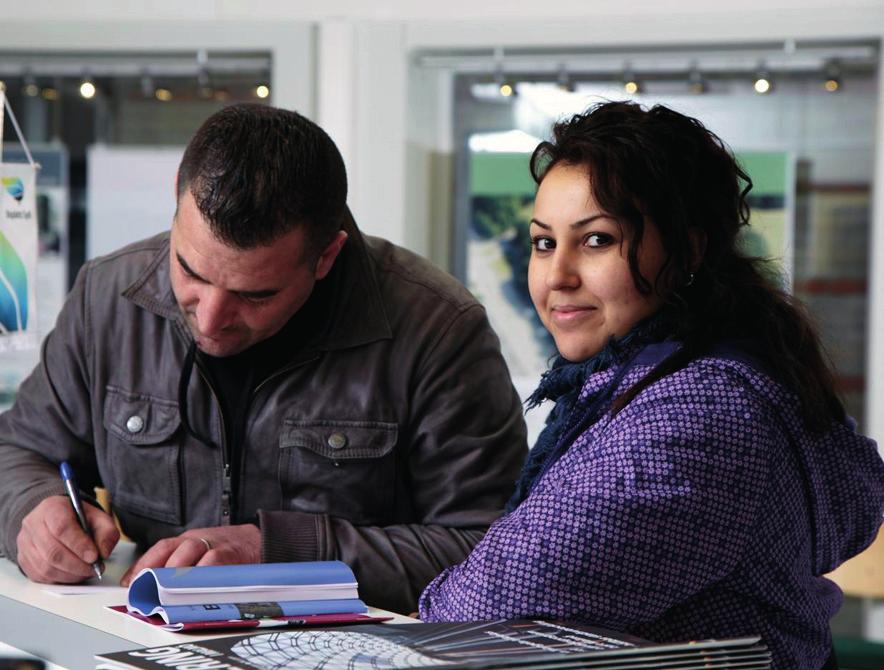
left=529, top=214, right=612, bottom=230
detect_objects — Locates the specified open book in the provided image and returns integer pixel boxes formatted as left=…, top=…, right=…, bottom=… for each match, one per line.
left=96, top=619, right=772, bottom=669
left=126, top=561, right=367, bottom=625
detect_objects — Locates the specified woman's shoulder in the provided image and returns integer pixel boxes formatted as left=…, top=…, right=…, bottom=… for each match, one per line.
left=619, top=345, right=790, bottom=422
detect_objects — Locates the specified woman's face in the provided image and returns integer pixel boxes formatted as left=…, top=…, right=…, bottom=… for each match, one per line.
left=528, top=162, right=669, bottom=362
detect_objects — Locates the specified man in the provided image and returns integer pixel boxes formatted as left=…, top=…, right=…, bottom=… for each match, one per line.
left=0, top=104, right=527, bottom=613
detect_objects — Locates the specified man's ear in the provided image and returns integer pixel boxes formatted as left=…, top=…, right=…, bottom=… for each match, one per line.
left=314, top=230, right=349, bottom=280
left=688, top=228, right=707, bottom=272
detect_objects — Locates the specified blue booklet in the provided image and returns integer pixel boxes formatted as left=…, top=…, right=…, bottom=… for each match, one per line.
left=127, top=561, right=367, bottom=624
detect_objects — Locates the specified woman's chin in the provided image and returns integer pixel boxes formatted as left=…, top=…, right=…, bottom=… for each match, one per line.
left=554, top=340, right=604, bottom=363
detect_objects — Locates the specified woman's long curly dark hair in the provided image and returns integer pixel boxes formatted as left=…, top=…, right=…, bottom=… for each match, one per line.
left=530, top=101, right=844, bottom=431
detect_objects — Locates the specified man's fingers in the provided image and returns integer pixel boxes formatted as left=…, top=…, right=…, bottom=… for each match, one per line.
left=45, top=509, right=100, bottom=564
left=120, top=538, right=181, bottom=586
left=83, top=503, right=120, bottom=558
left=19, top=499, right=97, bottom=580
left=164, top=537, right=209, bottom=568
left=17, top=528, right=93, bottom=584
left=120, top=525, right=261, bottom=584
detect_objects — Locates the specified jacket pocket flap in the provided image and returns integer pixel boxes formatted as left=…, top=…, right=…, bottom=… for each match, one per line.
left=280, top=419, right=397, bottom=460
left=103, top=386, right=180, bottom=445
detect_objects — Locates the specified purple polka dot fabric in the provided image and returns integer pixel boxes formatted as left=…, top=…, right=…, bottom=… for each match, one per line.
left=419, top=351, right=884, bottom=669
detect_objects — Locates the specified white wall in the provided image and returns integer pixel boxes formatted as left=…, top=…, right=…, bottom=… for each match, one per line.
left=86, top=146, right=182, bottom=259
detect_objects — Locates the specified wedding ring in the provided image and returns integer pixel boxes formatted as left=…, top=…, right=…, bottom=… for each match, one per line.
left=198, top=537, right=212, bottom=552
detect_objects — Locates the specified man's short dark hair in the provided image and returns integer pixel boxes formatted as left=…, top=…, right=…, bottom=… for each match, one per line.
left=177, top=103, right=347, bottom=257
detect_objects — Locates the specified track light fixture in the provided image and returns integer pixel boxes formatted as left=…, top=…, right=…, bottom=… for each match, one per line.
left=823, top=60, right=841, bottom=92
left=753, top=64, right=772, bottom=94
left=79, top=74, right=96, bottom=99
left=492, top=47, right=516, bottom=98
left=556, top=64, right=574, bottom=93
left=22, top=70, right=39, bottom=97
left=140, top=71, right=154, bottom=99
left=688, top=62, right=707, bottom=94
left=622, top=64, right=641, bottom=95
left=196, top=49, right=214, bottom=99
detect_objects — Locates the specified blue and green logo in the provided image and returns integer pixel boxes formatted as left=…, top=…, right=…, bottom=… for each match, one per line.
left=0, top=231, right=28, bottom=332
left=1, top=177, right=24, bottom=203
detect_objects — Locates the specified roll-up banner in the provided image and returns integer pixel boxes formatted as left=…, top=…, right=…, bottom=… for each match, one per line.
left=0, top=87, right=39, bottom=352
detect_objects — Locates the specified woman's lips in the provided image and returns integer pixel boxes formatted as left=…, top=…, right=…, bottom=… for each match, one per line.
left=550, top=305, right=597, bottom=325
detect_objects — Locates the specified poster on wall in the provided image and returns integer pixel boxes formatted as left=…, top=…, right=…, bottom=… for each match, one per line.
left=0, top=161, right=38, bottom=352
left=736, top=151, right=793, bottom=284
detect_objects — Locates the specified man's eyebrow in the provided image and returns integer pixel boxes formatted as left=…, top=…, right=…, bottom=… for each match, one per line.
left=176, top=253, right=207, bottom=282
left=530, top=214, right=612, bottom=230
left=176, top=252, right=280, bottom=299
left=235, top=288, right=279, bottom=300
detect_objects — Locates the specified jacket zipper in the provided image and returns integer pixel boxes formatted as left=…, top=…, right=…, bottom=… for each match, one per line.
left=193, top=362, right=233, bottom=525
left=180, top=334, right=322, bottom=525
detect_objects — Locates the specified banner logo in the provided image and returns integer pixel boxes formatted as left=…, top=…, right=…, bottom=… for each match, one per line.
left=0, top=230, right=28, bottom=331
left=1, top=177, right=24, bottom=203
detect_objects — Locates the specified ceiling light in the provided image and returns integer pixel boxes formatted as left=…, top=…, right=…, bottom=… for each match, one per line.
left=79, top=75, right=96, bottom=99
left=491, top=46, right=516, bottom=99
left=22, top=71, right=39, bottom=97
left=255, top=83, right=270, bottom=99
left=823, top=60, right=841, bottom=92
left=556, top=64, right=574, bottom=93
left=753, top=64, right=772, bottom=94
left=154, top=87, right=173, bottom=102
left=688, top=62, right=707, bottom=94
left=140, top=71, right=154, bottom=99
left=622, top=64, right=641, bottom=94
left=196, top=49, right=214, bottom=99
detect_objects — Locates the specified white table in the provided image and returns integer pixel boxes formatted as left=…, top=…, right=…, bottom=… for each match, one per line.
left=0, top=545, right=414, bottom=670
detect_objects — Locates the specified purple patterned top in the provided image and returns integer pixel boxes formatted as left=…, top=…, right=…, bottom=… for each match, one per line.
left=419, top=343, right=884, bottom=669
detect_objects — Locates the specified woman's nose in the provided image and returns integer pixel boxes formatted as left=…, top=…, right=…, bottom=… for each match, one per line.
left=546, top=251, right=581, bottom=290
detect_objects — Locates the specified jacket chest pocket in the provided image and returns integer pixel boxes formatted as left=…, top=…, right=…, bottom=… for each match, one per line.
left=278, top=419, right=397, bottom=524
left=102, top=386, right=183, bottom=525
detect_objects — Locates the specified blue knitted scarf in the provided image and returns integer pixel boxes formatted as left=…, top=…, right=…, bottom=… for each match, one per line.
left=504, top=314, right=672, bottom=513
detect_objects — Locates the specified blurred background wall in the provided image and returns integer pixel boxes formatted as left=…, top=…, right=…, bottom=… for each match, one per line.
left=4, top=0, right=882, bottom=445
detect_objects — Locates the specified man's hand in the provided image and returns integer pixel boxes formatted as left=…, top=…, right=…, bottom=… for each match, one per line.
left=120, top=524, right=261, bottom=587
left=17, top=495, right=120, bottom=584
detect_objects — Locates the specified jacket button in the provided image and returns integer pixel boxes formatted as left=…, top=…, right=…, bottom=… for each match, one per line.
left=327, top=432, right=347, bottom=450
left=126, top=415, right=145, bottom=434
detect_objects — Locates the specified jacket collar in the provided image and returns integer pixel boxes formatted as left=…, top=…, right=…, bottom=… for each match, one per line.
left=122, top=207, right=393, bottom=352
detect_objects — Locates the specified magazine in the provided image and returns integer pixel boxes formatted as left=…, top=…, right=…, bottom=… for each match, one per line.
left=96, top=619, right=771, bottom=670
left=127, top=561, right=366, bottom=624
left=106, top=604, right=392, bottom=632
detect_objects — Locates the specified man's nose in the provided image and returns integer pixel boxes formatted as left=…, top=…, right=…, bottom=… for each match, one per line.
left=195, top=288, right=235, bottom=336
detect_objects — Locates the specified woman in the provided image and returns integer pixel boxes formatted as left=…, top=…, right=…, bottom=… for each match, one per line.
left=418, top=102, right=884, bottom=669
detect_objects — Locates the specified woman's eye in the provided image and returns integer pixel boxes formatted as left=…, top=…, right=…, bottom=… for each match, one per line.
left=585, top=233, right=613, bottom=248
left=532, top=236, right=555, bottom=252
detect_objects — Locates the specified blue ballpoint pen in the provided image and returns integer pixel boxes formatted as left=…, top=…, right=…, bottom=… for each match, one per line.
left=59, top=461, right=104, bottom=580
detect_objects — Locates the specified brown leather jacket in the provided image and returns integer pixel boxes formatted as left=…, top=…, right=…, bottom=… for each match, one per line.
left=0, top=215, right=528, bottom=613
